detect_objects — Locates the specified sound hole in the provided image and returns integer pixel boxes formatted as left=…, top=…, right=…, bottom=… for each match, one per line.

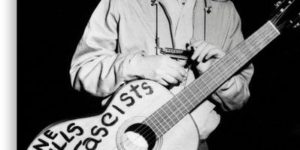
left=125, top=123, right=157, bottom=150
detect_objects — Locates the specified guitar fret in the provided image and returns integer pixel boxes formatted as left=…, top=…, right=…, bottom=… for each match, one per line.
left=180, top=93, right=195, bottom=111
left=173, top=97, right=187, bottom=112
left=167, top=101, right=184, bottom=120
left=177, top=95, right=191, bottom=111
left=151, top=114, right=165, bottom=132
left=158, top=109, right=173, bottom=130
left=167, top=111, right=180, bottom=124
left=187, top=82, right=205, bottom=105
left=185, top=87, right=197, bottom=101
left=145, top=117, right=164, bottom=137
left=185, top=87, right=201, bottom=106
left=161, top=106, right=176, bottom=126
left=196, top=77, right=210, bottom=95
left=163, top=104, right=177, bottom=125
left=180, top=93, right=195, bottom=109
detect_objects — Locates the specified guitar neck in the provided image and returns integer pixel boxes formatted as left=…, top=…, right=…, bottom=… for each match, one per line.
left=144, top=21, right=281, bottom=137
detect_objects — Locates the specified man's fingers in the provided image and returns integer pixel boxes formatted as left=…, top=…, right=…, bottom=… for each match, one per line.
left=162, top=74, right=178, bottom=85
left=198, top=49, right=224, bottom=73
left=157, top=78, right=169, bottom=86
left=177, top=59, right=187, bottom=67
left=167, top=59, right=187, bottom=78
left=163, top=67, right=183, bottom=82
left=191, top=42, right=207, bottom=60
left=205, top=48, right=225, bottom=61
left=197, top=61, right=212, bottom=73
left=173, top=65, right=186, bottom=79
left=197, top=45, right=211, bottom=63
left=158, top=56, right=187, bottom=84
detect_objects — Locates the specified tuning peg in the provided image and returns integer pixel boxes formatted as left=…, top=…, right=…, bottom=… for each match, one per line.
left=287, top=0, right=295, bottom=7
left=294, top=23, right=300, bottom=29
left=274, top=0, right=283, bottom=8
left=275, top=0, right=295, bottom=10
left=288, top=12, right=300, bottom=29
left=271, top=0, right=296, bottom=26
left=293, top=13, right=300, bottom=29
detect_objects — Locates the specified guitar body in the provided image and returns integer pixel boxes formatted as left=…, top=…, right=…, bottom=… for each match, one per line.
left=28, top=80, right=199, bottom=150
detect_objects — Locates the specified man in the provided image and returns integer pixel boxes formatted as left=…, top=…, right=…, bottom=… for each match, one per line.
left=70, top=0, right=254, bottom=149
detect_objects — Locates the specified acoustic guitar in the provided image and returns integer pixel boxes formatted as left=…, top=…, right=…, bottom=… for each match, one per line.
left=28, top=1, right=300, bottom=150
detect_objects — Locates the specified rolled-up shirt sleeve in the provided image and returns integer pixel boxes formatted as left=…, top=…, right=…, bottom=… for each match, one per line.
left=69, top=0, right=139, bottom=98
left=212, top=2, right=254, bottom=111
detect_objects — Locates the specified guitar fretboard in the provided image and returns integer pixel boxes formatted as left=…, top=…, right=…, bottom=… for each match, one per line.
left=143, top=21, right=280, bottom=137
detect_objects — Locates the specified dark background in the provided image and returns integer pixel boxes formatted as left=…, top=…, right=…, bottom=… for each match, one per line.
left=18, top=0, right=300, bottom=150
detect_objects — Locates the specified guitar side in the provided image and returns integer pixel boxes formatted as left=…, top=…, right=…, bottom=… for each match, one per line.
left=28, top=80, right=199, bottom=150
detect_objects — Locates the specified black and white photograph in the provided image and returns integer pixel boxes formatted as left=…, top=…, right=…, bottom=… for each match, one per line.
left=18, top=0, right=300, bottom=150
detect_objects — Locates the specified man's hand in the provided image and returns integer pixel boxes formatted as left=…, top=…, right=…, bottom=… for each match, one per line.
left=190, top=41, right=225, bottom=74
left=135, top=55, right=187, bottom=86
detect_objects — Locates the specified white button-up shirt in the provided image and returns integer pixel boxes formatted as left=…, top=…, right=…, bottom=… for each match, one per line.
left=70, top=0, right=254, bottom=141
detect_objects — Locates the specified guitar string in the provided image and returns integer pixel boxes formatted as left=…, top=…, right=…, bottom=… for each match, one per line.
left=124, top=28, right=276, bottom=150
left=114, top=23, right=277, bottom=150
left=115, top=25, right=276, bottom=150
left=124, top=21, right=274, bottom=141
left=116, top=24, right=275, bottom=150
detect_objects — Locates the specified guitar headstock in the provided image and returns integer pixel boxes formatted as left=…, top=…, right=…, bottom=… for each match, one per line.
left=271, top=0, right=300, bottom=31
